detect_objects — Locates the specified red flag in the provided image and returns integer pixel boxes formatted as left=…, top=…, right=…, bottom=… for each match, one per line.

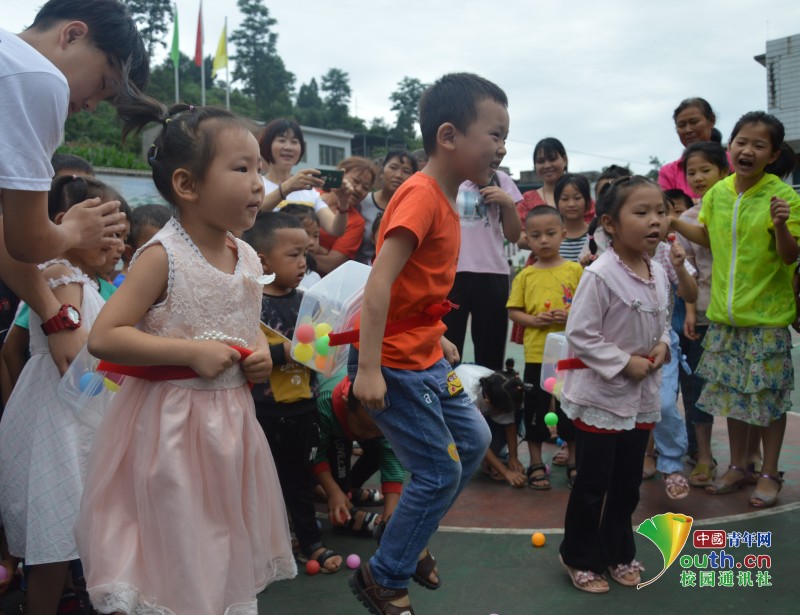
left=194, top=2, right=203, bottom=67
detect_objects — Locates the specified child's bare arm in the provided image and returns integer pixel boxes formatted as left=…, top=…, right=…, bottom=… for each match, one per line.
left=508, top=307, right=554, bottom=328
left=771, top=197, right=800, bottom=264
left=353, top=229, right=416, bottom=410
left=670, top=216, right=709, bottom=248
left=88, top=246, right=240, bottom=378
left=670, top=242, right=698, bottom=303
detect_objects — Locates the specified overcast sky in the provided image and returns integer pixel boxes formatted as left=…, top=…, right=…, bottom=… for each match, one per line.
left=4, top=0, right=800, bottom=177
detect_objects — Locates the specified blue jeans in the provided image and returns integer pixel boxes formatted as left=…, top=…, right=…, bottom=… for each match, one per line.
left=348, top=349, right=491, bottom=589
left=653, top=329, right=688, bottom=474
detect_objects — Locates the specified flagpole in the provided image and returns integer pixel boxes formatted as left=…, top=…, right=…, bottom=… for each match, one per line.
left=224, top=17, right=230, bottom=111
left=171, top=3, right=180, bottom=103
left=196, top=1, right=205, bottom=106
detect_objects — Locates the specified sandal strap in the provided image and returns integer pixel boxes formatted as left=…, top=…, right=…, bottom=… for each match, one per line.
left=415, top=551, right=437, bottom=579
left=755, top=472, right=784, bottom=485
left=527, top=463, right=547, bottom=476
left=611, top=559, right=645, bottom=576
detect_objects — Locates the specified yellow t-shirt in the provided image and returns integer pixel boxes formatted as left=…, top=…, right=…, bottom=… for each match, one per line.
left=507, top=261, right=583, bottom=362
left=699, top=173, right=800, bottom=327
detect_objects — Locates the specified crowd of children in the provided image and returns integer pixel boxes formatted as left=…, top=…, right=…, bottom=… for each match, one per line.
left=0, top=1, right=799, bottom=614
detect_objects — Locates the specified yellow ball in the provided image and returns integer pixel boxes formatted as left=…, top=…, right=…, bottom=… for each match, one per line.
left=103, top=377, right=120, bottom=393
left=293, top=343, right=314, bottom=363
left=314, top=322, right=333, bottom=338
left=531, top=532, right=546, bottom=547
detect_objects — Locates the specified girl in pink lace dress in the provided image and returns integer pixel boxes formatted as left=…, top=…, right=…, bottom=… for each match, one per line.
left=75, top=104, right=296, bottom=614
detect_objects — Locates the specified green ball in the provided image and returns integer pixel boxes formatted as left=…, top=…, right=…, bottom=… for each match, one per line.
left=544, top=412, right=558, bottom=427
left=315, top=335, right=330, bottom=357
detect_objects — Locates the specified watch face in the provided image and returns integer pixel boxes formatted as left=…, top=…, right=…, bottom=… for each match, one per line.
left=65, top=306, right=81, bottom=324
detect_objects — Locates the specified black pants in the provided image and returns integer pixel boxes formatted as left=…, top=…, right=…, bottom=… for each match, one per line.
left=257, top=410, right=322, bottom=554
left=327, top=437, right=382, bottom=495
left=560, top=427, right=650, bottom=573
left=444, top=272, right=509, bottom=370
left=522, top=363, right=574, bottom=443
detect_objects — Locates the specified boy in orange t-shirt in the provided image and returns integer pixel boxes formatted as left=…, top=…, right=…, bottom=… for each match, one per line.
left=349, top=73, right=508, bottom=614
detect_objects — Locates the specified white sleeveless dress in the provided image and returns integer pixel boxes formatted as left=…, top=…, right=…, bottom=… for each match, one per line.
left=75, top=219, right=296, bottom=615
left=0, top=261, right=105, bottom=564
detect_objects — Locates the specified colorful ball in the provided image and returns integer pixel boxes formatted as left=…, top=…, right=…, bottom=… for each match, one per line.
left=544, top=412, right=558, bottom=427
left=314, top=322, right=333, bottom=338
left=556, top=437, right=565, bottom=447
left=305, top=560, right=320, bottom=575
left=543, top=377, right=556, bottom=393
left=314, top=354, right=328, bottom=371
left=293, top=343, right=314, bottom=363
left=553, top=381, right=564, bottom=398
left=531, top=532, right=546, bottom=547
left=102, top=377, right=121, bottom=393
left=346, top=554, right=361, bottom=569
left=79, top=372, right=104, bottom=397
left=315, top=335, right=330, bottom=357
left=296, top=323, right=315, bottom=344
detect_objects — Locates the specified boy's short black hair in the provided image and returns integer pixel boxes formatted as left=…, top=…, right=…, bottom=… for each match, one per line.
left=30, top=0, right=149, bottom=92
left=129, top=203, right=171, bottom=249
left=419, top=73, right=508, bottom=155
left=663, top=189, right=693, bottom=213
left=281, top=203, right=319, bottom=225
left=525, top=205, right=563, bottom=225
left=242, top=211, right=304, bottom=255
left=51, top=153, right=94, bottom=177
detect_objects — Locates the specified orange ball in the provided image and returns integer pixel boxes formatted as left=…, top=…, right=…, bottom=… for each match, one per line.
left=531, top=532, right=546, bottom=547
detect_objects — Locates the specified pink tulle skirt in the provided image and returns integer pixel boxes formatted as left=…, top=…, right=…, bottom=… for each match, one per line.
left=75, top=378, right=296, bottom=614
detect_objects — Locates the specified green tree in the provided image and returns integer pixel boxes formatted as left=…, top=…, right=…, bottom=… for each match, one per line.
left=230, top=0, right=294, bottom=120
left=295, top=78, right=325, bottom=127
left=390, top=77, right=427, bottom=145
left=146, top=53, right=258, bottom=118
left=368, top=117, right=391, bottom=136
left=123, top=0, right=174, bottom=56
left=321, top=68, right=351, bottom=129
left=647, top=156, right=662, bottom=181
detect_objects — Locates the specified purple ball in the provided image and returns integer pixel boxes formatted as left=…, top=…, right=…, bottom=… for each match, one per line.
left=346, top=554, right=361, bottom=569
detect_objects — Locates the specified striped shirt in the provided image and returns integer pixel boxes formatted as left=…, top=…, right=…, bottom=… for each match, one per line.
left=560, top=234, right=588, bottom=262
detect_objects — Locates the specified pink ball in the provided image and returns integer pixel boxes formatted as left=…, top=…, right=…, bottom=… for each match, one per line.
left=296, top=323, right=315, bottom=344
left=346, top=553, right=361, bottom=569
left=543, top=376, right=556, bottom=393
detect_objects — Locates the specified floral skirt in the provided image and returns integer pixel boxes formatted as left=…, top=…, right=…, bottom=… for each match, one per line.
left=696, top=323, right=793, bottom=426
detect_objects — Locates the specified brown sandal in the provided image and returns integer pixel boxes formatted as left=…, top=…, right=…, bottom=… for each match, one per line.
left=412, top=550, right=441, bottom=590
left=350, top=562, right=415, bottom=615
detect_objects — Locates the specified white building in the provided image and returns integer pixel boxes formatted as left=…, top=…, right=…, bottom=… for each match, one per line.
left=755, top=33, right=800, bottom=153
left=295, top=125, right=354, bottom=171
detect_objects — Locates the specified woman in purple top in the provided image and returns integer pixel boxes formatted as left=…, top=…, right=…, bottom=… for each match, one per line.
left=658, top=98, right=721, bottom=199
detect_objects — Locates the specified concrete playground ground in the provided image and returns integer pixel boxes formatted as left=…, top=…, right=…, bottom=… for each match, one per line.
left=2, top=341, right=798, bottom=614
left=259, top=339, right=800, bottom=615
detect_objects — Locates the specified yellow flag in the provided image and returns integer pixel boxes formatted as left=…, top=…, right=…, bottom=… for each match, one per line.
left=211, top=22, right=227, bottom=78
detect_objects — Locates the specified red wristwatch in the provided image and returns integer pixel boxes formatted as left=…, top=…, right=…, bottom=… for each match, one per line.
left=40, top=304, right=82, bottom=335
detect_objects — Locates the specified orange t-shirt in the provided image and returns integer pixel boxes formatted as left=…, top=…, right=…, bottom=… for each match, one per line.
left=319, top=205, right=366, bottom=259
left=358, top=172, right=461, bottom=370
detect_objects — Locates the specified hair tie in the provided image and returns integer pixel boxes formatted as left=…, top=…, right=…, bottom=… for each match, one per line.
left=188, top=105, right=195, bottom=111
left=147, top=143, right=159, bottom=165
left=71, top=174, right=78, bottom=180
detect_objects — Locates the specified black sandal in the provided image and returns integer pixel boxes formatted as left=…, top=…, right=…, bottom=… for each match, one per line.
left=353, top=488, right=385, bottom=507
left=567, top=464, right=577, bottom=489
left=333, top=511, right=381, bottom=538
left=350, top=561, right=415, bottom=615
left=412, top=550, right=441, bottom=590
left=527, top=463, right=551, bottom=490
left=299, top=544, right=342, bottom=574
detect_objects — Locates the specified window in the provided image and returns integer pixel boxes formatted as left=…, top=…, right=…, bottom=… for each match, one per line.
left=319, top=144, right=345, bottom=167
